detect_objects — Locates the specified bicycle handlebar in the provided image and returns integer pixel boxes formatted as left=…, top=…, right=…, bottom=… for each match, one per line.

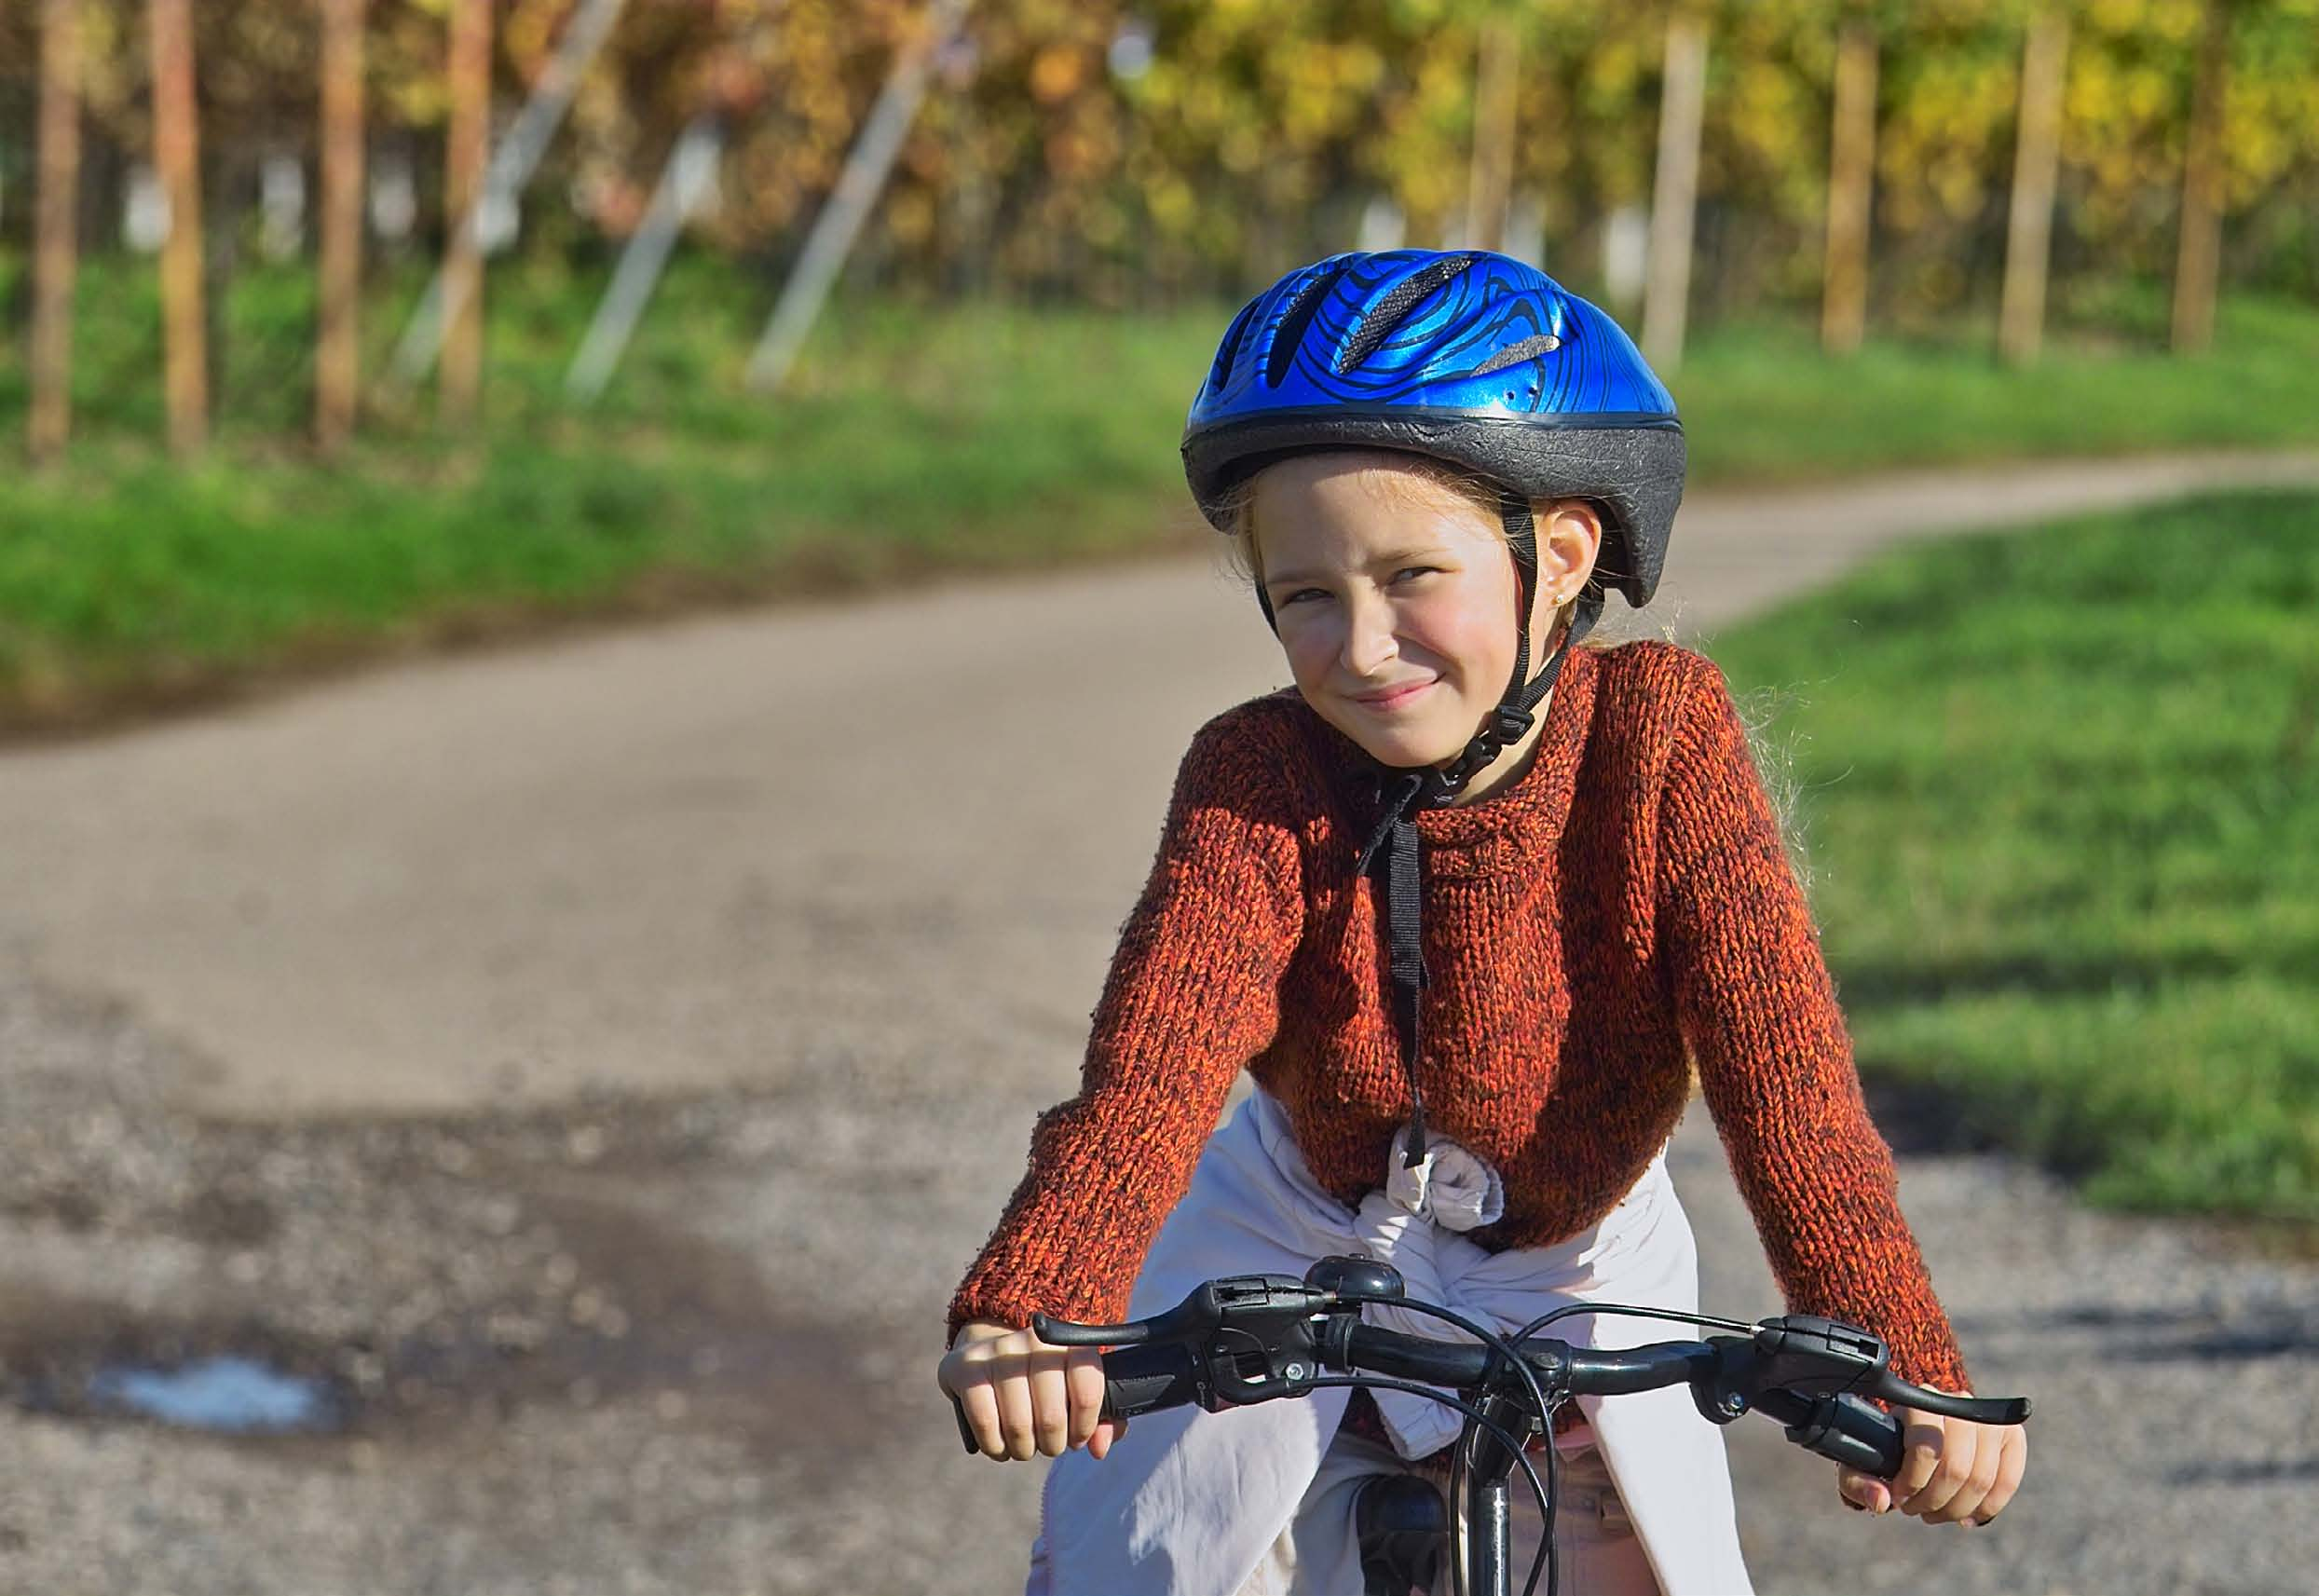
left=1085, top=1335, right=1924, bottom=1477
left=948, top=1262, right=2029, bottom=1486
left=1032, top=1279, right=2027, bottom=1429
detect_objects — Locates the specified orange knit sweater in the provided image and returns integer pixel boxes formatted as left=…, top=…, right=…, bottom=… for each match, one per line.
left=948, top=640, right=1971, bottom=1395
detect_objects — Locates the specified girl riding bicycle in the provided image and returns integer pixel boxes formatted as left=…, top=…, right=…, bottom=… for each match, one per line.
left=936, top=250, right=2028, bottom=1595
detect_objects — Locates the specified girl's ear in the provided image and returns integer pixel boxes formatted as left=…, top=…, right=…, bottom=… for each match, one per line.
left=1535, top=499, right=1603, bottom=601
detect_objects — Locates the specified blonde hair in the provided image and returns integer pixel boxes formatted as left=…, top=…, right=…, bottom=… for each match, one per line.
left=1217, top=450, right=1601, bottom=647
left=1214, top=450, right=1519, bottom=589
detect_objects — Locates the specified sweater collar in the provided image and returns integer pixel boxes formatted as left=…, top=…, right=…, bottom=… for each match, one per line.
left=1299, top=645, right=1600, bottom=879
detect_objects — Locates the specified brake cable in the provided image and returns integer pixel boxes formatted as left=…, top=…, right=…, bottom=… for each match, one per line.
left=1293, top=1371, right=1558, bottom=1596
left=1514, top=1300, right=1759, bottom=1341
left=1342, top=1297, right=1561, bottom=1596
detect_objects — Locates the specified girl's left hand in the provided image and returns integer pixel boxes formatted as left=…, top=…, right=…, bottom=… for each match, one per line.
left=1836, top=1402, right=2027, bottom=1526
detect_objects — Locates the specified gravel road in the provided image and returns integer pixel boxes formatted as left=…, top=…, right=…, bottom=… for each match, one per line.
left=2, top=451, right=2314, bottom=1594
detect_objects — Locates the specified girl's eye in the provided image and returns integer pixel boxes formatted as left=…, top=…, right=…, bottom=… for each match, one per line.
left=1279, top=588, right=1330, bottom=607
left=1392, top=566, right=1439, bottom=584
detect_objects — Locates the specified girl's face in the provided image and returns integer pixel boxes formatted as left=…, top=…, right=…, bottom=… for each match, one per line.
left=1248, top=452, right=1598, bottom=790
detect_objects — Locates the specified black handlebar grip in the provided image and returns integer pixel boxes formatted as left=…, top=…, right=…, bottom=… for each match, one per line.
left=1101, top=1342, right=1204, bottom=1421
left=1786, top=1393, right=1905, bottom=1478
left=949, top=1342, right=1202, bottom=1453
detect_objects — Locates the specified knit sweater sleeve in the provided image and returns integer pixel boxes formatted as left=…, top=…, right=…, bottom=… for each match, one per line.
left=946, top=709, right=1304, bottom=1341
left=1657, top=662, right=1971, bottom=1396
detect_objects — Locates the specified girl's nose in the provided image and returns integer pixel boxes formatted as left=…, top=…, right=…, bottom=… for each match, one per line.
left=1342, top=593, right=1399, bottom=675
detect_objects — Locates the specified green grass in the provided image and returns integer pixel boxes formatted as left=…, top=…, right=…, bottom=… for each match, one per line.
left=1680, top=292, right=2319, bottom=480
left=0, top=253, right=2315, bottom=724
left=0, top=257, right=1215, bottom=719
left=1708, top=490, right=2319, bottom=1221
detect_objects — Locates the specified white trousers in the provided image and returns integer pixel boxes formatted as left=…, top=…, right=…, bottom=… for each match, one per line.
left=1021, top=1090, right=1750, bottom=1596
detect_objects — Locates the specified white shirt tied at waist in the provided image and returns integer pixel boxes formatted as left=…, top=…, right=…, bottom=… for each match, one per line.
left=1027, top=1089, right=1753, bottom=1596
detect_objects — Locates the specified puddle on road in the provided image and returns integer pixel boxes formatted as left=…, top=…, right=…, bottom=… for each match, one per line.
left=0, top=1167, right=909, bottom=1472
left=0, top=1292, right=349, bottom=1439
left=88, top=1355, right=334, bottom=1434
left=2, top=1189, right=887, bottom=1463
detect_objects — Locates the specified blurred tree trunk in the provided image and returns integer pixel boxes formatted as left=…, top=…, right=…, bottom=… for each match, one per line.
left=1466, top=14, right=1518, bottom=254
left=1821, top=18, right=1877, bottom=355
left=1642, top=8, right=1707, bottom=371
left=1999, top=7, right=2069, bottom=366
left=2171, top=0, right=2231, bottom=356
left=31, top=0, right=82, bottom=465
left=389, top=0, right=626, bottom=392
left=150, top=0, right=208, bottom=455
left=317, top=0, right=366, bottom=451
left=443, top=0, right=492, bottom=424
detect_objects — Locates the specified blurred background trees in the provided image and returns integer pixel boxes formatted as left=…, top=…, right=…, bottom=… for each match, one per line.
left=2, top=0, right=2313, bottom=326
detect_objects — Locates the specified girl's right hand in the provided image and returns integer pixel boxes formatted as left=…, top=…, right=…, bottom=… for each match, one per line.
left=939, top=1319, right=1128, bottom=1462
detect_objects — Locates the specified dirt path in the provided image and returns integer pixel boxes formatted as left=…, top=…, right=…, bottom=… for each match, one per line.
left=1, top=449, right=2314, bottom=1594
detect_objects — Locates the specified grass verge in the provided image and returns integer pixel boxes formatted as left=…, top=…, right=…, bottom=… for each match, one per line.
left=1709, top=489, right=2319, bottom=1221
left=1, top=256, right=2316, bottom=729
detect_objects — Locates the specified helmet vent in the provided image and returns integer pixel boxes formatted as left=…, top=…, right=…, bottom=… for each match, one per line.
left=1207, top=296, right=1262, bottom=395
left=1264, top=263, right=1348, bottom=388
left=1333, top=252, right=1476, bottom=375
left=1469, top=333, right=1562, bottom=379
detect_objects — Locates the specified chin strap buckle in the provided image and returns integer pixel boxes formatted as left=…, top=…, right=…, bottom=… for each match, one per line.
left=1489, top=704, right=1535, bottom=744
left=1427, top=731, right=1503, bottom=807
left=1417, top=766, right=1466, bottom=807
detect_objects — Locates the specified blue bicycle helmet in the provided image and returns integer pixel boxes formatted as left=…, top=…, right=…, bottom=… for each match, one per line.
left=1183, top=248, right=1683, bottom=612
left=1181, top=250, right=1685, bottom=1165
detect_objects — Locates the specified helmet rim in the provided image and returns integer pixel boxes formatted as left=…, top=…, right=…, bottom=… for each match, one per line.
left=1181, top=406, right=1685, bottom=610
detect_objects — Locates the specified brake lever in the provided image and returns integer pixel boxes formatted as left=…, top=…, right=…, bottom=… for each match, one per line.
left=1027, top=1275, right=1336, bottom=1419
left=1033, top=1274, right=1327, bottom=1348
left=1871, top=1375, right=2032, bottom=1426
left=1706, top=1315, right=2030, bottom=1432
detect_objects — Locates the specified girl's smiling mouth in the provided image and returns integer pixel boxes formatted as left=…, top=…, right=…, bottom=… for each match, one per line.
left=1352, top=678, right=1437, bottom=711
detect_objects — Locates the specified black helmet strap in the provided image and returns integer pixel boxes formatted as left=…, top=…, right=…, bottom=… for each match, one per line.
left=1352, top=489, right=1603, bottom=1166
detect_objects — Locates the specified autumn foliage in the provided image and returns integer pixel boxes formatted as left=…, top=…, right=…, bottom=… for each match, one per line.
left=2, top=0, right=2315, bottom=317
